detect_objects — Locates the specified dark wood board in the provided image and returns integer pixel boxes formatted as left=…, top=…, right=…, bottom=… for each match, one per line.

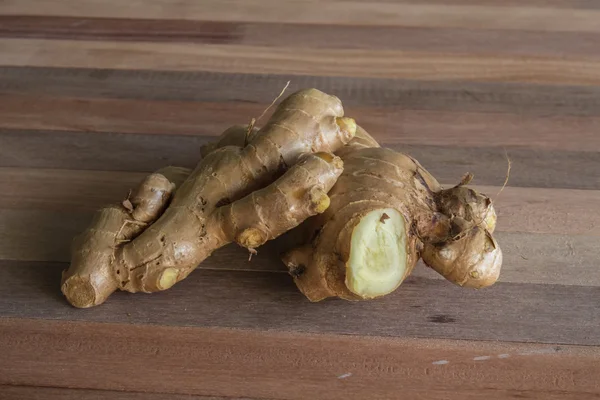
left=1, top=1, right=599, bottom=398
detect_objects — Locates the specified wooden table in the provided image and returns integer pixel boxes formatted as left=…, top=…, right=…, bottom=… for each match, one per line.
left=1, top=1, right=599, bottom=399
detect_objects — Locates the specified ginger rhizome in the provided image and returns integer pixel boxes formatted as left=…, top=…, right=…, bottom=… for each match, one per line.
left=205, top=124, right=503, bottom=301
left=282, top=128, right=502, bottom=301
left=61, top=89, right=357, bottom=308
left=63, top=88, right=503, bottom=307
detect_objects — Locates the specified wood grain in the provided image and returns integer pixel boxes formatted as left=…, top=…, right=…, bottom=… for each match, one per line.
left=2, top=129, right=598, bottom=190
left=1, top=206, right=599, bottom=286
left=3, top=39, right=600, bottom=85
left=1, top=1, right=599, bottom=397
left=0, top=385, right=252, bottom=400
left=1, top=318, right=599, bottom=400
left=2, top=168, right=599, bottom=236
left=2, top=17, right=600, bottom=59
left=0, top=210, right=282, bottom=271
left=0, top=129, right=207, bottom=173
left=404, top=144, right=600, bottom=190
left=380, top=0, right=600, bottom=8
left=3, top=93, right=600, bottom=152
left=0, top=168, right=148, bottom=212
left=0, top=93, right=223, bottom=136
left=473, top=185, right=600, bottom=236
left=4, top=67, right=600, bottom=117
left=3, top=263, right=600, bottom=344
left=0, top=16, right=241, bottom=44
left=3, top=1, right=600, bottom=33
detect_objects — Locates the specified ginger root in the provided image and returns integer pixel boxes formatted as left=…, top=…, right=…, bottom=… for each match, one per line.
left=204, top=123, right=503, bottom=302
left=64, top=87, right=502, bottom=307
left=61, top=89, right=356, bottom=308
left=281, top=128, right=502, bottom=301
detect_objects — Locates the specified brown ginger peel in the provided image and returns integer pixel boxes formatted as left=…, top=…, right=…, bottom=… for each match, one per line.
left=280, top=132, right=503, bottom=301
left=64, top=87, right=503, bottom=307
left=61, top=89, right=356, bottom=308
left=205, top=121, right=503, bottom=301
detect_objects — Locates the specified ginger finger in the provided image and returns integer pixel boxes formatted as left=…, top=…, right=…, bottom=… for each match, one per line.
left=121, top=152, right=343, bottom=293
left=214, top=152, right=343, bottom=250
left=62, top=88, right=356, bottom=308
left=127, top=173, right=175, bottom=223
left=62, top=169, right=182, bottom=308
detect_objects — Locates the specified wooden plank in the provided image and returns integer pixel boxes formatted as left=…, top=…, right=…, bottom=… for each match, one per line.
left=382, top=0, right=600, bottom=8
left=240, top=23, right=600, bottom=58
left=1, top=208, right=597, bottom=286
left=1, top=318, right=599, bottom=400
left=4, top=67, right=600, bottom=118
left=353, top=108, right=600, bottom=152
left=404, top=144, right=600, bottom=190
left=0, top=16, right=241, bottom=44
left=0, top=93, right=232, bottom=136
left=0, top=129, right=206, bottom=173
left=2, top=263, right=599, bottom=344
left=2, top=1, right=600, bottom=33
left=0, top=168, right=147, bottom=212
left=474, top=185, right=600, bottom=236
left=0, top=210, right=90, bottom=263
left=2, top=168, right=599, bottom=236
left=0, top=385, right=254, bottom=400
left=2, top=39, right=600, bottom=85
left=317, top=0, right=600, bottom=10
left=0, top=211, right=283, bottom=270
left=1, top=129, right=598, bottom=190
left=0, top=3, right=596, bottom=400
left=0, top=386, right=582, bottom=400
left=1, top=17, right=600, bottom=59
left=2, top=94, right=600, bottom=152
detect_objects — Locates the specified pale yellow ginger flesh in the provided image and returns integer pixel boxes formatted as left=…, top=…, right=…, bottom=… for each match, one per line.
left=346, top=208, right=408, bottom=299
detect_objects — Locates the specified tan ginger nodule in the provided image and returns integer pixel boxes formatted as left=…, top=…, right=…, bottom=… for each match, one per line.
left=61, top=89, right=356, bottom=308
left=203, top=123, right=503, bottom=302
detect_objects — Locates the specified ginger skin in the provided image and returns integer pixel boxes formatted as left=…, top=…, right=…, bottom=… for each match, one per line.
left=65, top=88, right=502, bottom=307
left=61, top=89, right=356, bottom=308
left=205, top=124, right=502, bottom=301
left=283, top=129, right=502, bottom=301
